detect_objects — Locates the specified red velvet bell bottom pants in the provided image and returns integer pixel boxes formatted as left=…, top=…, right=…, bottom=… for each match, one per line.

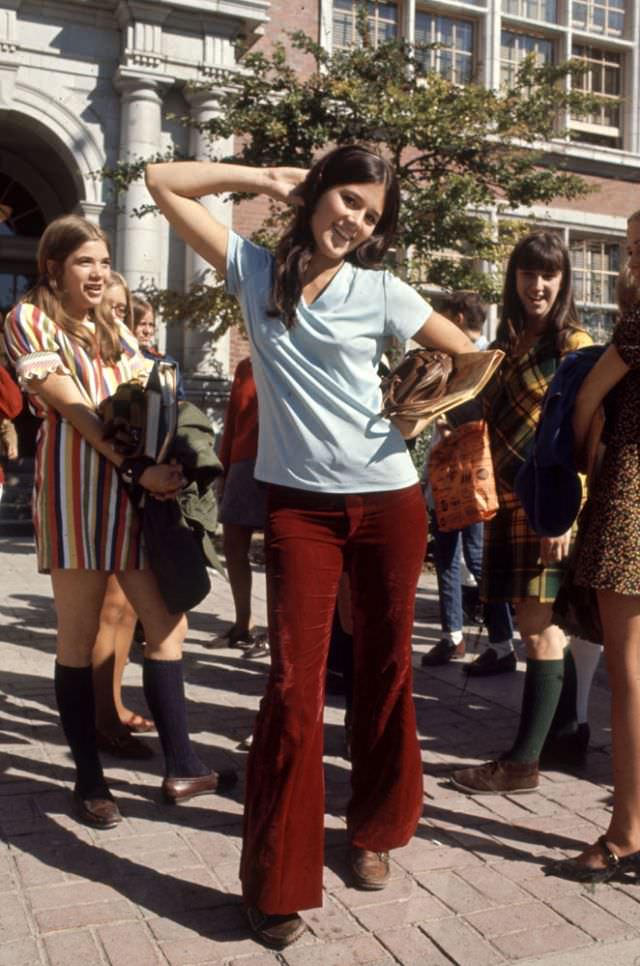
left=240, top=482, right=427, bottom=914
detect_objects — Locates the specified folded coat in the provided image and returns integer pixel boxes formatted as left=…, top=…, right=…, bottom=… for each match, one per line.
left=140, top=401, right=225, bottom=613
left=515, top=345, right=606, bottom=537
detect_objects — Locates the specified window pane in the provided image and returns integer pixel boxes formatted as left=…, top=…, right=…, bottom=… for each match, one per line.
left=414, top=13, right=473, bottom=84
left=571, top=0, right=626, bottom=37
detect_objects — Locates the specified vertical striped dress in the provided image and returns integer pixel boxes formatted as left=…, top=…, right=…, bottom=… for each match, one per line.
left=3, top=303, right=150, bottom=573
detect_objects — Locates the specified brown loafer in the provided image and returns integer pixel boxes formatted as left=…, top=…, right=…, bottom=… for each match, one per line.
left=451, top=758, right=539, bottom=795
left=73, top=790, right=122, bottom=829
left=96, top=730, right=154, bottom=761
left=246, top=906, right=307, bottom=949
left=351, top=847, right=390, bottom=890
left=162, top=768, right=238, bottom=804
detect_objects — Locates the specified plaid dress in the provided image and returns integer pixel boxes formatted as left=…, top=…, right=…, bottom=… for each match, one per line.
left=481, top=328, right=592, bottom=603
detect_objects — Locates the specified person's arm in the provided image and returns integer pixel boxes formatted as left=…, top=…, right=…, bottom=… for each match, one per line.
left=573, top=344, right=629, bottom=456
left=412, top=311, right=475, bottom=355
left=29, top=373, right=184, bottom=496
left=145, top=162, right=308, bottom=278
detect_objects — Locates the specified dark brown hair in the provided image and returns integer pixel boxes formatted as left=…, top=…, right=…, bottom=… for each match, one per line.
left=435, top=290, right=487, bottom=335
left=23, top=214, right=122, bottom=364
left=269, top=145, right=400, bottom=328
left=496, top=230, right=582, bottom=357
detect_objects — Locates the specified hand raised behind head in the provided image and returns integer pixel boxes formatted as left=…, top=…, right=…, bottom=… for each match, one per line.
left=265, top=167, right=309, bottom=205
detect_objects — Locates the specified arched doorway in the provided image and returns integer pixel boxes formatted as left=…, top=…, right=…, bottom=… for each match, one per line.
left=0, top=118, right=82, bottom=457
left=0, top=173, right=46, bottom=316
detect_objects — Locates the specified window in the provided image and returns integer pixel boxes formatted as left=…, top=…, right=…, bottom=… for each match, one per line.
left=571, top=45, right=622, bottom=146
left=571, top=237, right=620, bottom=339
left=500, top=31, right=553, bottom=87
left=414, top=14, right=474, bottom=84
left=503, top=0, right=557, bottom=22
left=572, top=0, right=625, bottom=38
left=333, top=0, right=398, bottom=49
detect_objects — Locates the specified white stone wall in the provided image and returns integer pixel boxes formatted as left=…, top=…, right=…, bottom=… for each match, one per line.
left=0, top=0, right=269, bottom=374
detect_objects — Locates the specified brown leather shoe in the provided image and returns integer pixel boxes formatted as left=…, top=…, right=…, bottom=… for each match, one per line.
left=73, top=790, right=122, bottom=829
left=351, top=847, right=390, bottom=890
left=451, top=759, right=539, bottom=795
left=162, top=768, right=238, bottom=804
left=246, top=907, right=307, bottom=949
left=96, top=729, right=154, bottom=761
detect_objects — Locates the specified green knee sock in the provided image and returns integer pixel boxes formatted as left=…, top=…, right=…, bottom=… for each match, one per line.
left=547, top=647, right=578, bottom=738
left=508, top=658, right=564, bottom=764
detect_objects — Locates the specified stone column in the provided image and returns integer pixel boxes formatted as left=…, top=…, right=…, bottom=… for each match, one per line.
left=181, top=88, right=234, bottom=377
left=113, top=67, right=173, bottom=291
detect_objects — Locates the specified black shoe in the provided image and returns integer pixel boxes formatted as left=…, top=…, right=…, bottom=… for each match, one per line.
left=540, top=722, right=590, bottom=769
left=243, top=635, right=269, bottom=659
left=421, top=638, right=465, bottom=667
left=545, top=835, right=640, bottom=884
left=464, top=648, right=516, bottom=677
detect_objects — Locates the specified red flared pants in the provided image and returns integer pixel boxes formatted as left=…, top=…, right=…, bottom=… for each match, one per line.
left=240, top=482, right=427, bottom=913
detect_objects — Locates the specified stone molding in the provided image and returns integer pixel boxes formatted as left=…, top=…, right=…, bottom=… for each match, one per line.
left=3, top=79, right=105, bottom=205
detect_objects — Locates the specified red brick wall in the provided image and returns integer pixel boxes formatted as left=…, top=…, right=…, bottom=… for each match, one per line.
left=228, top=2, right=320, bottom=366
left=254, top=0, right=320, bottom=73
left=549, top=172, right=639, bottom=220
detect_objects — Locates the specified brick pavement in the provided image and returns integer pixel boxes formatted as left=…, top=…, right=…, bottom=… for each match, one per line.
left=0, top=535, right=638, bottom=965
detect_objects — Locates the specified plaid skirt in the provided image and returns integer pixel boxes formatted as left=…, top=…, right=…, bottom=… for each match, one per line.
left=481, top=503, right=568, bottom=604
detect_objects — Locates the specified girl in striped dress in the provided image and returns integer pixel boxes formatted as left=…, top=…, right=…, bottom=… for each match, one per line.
left=3, top=214, right=235, bottom=829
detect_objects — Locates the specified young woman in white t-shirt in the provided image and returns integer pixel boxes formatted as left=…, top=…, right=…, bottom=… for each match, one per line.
left=146, top=145, right=473, bottom=948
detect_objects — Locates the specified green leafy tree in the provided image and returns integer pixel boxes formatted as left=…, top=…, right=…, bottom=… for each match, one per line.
left=106, top=26, right=600, bottom=331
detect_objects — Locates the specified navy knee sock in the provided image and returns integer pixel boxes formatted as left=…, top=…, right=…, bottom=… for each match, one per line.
left=54, top=662, right=106, bottom=798
left=142, top=658, right=208, bottom=778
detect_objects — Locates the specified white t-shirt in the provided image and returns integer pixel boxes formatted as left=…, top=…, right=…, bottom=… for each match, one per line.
left=225, top=230, right=432, bottom=493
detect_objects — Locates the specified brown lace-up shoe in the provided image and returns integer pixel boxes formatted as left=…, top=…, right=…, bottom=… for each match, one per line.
left=246, top=907, right=307, bottom=949
left=451, top=759, right=539, bottom=795
left=351, top=847, right=390, bottom=890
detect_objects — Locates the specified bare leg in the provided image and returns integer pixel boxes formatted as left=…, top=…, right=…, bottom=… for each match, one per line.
left=92, top=575, right=138, bottom=734
left=110, top=578, right=152, bottom=729
left=515, top=600, right=566, bottom=660
left=569, top=590, right=640, bottom=869
left=52, top=569, right=110, bottom=666
left=223, top=524, right=255, bottom=633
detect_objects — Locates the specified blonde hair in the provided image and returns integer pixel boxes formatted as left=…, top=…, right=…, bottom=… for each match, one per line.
left=22, top=214, right=122, bottom=364
left=618, top=211, right=640, bottom=312
left=617, top=264, right=640, bottom=314
left=105, top=271, right=133, bottom=330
